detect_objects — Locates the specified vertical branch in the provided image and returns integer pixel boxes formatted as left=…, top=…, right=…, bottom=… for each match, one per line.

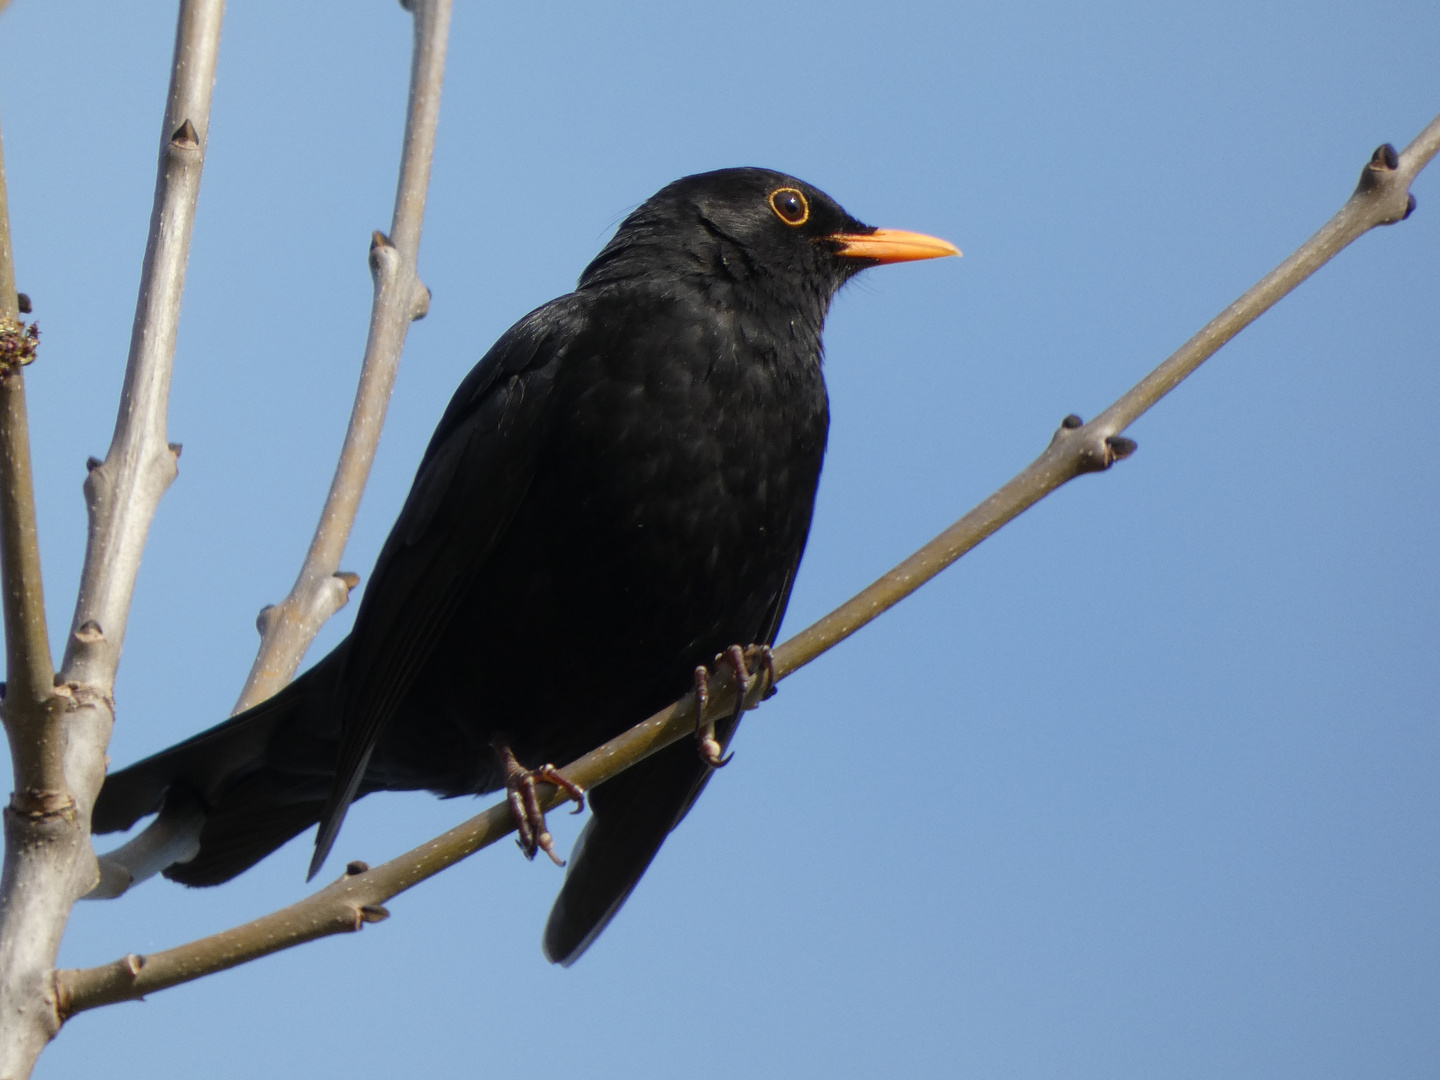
left=0, top=97, right=71, bottom=1074
left=0, top=113, right=58, bottom=799
left=232, top=0, right=452, bottom=714
left=0, top=3, right=224, bottom=1074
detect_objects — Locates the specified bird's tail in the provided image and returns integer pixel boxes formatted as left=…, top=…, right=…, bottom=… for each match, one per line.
left=92, top=651, right=344, bottom=887
left=542, top=717, right=738, bottom=965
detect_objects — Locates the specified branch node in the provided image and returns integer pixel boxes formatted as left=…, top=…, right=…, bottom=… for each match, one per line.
left=354, top=904, right=388, bottom=933
left=1104, top=435, right=1138, bottom=464
left=0, top=316, right=40, bottom=372
left=84, top=456, right=102, bottom=473
left=255, top=604, right=277, bottom=636
left=72, top=620, right=104, bottom=645
left=16, top=293, right=31, bottom=314
left=335, top=571, right=361, bottom=595
left=1060, top=413, right=1083, bottom=430
left=345, top=860, right=369, bottom=876
left=169, top=118, right=199, bottom=150
left=368, top=234, right=399, bottom=282
left=7, top=789, right=77, bottom=822
left=410, top=281, right=431, bottom=321
left=1353, top=142, right=1416, bottom=224
left=168, top=442, right=183, bottom=459
left=123, top=954, right=146, bottom=977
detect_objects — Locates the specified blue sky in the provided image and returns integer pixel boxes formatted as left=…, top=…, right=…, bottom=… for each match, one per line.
left=2, top=2, right=1438, bottom=1077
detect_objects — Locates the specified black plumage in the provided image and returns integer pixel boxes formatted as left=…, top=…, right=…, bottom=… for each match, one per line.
left=93, top=167, right=957, bottom=964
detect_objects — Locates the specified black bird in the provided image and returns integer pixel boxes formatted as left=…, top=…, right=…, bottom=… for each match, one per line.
left=93, top=168, right=958, bottom=964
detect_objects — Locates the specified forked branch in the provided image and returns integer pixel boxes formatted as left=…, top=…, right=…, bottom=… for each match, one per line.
left=55, top=115, right=1440, bottom=1018
left=90, top=0, right=456, bottom=901
left=233, top=0, right=451, bottom=714
left=0, top=2, right=224, bottom=1073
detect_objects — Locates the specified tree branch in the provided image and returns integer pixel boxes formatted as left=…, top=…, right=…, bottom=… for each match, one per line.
left=232, top=0, right=450, bottom=714
left=0, top=3, right=224, bottom=1073
left=89, top=0, right=455, bottom=903
left=0, top=95, right=72, bottom=1073
left=54, top=117, right=1440, bottom=1019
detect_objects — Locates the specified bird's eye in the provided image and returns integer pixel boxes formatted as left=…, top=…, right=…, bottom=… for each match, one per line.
left=768, top=187, right=810, bottom=226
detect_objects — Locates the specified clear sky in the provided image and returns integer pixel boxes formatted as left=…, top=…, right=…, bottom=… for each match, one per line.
left=2, top=2, right=1438, bottom=1077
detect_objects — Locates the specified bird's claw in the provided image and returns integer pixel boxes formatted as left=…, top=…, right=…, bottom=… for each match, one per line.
left=493, top=741, right=585, bottom=867
left=693, top=644, right=774, bottom=769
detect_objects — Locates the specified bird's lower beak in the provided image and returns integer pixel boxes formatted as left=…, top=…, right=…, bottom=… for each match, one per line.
left=830, top=228, right=961, bottom=264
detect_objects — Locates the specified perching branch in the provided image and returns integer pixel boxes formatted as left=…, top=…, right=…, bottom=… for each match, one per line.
left=232, top=0, right=449, bottom=714
left=0, top=3, right=224, bottom=1073
left=54, top=117, right=1440, bottom=1018
left=89, top=0, right=455, bottom=904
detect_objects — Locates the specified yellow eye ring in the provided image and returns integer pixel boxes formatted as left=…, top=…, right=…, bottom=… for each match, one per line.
left=768, top=187, right=810, bottom=227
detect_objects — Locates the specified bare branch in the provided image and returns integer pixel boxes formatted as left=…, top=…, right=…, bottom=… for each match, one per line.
left=0, top=120, right=60, bottom=798
left=0, top=4, right=224, bottom=1073
left=232, top=0, right=451, bottom=714
left=54, top=119, right=1439, bottom=1017
left=90, top=0, right=456, bottom=904
left=773, top=126, right=1437, bottom=683
left=0, top=96, right=72, bottom=1073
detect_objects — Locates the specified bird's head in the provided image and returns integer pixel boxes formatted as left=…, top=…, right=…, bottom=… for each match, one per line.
left=579, top=168, right=958, bottom=314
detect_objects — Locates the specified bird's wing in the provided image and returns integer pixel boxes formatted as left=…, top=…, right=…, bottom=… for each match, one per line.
left=542, top=553, right=803, bottom=965
left=308, top=294, right=586, bottom=878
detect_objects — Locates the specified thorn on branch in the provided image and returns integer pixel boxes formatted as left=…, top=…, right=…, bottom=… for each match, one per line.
left=345, top=860, right=369, bottom=876
left=1060, top=413, right=1083, bottom=430
left=370, top=230, right=393, bottom=252
left=255, top=605, right=276, bottom=635
left=168, top=442, right=183, bottom=459
left=86, top=456, right=102, bottom=473
left=335, top=571, right=361, bottom=595
left=359, top=904, right=389, bottom=924
left=16, top=293, right=31, bottom=314
left=170, top=119, right=199, bottom=149
left=124, top=954, right=146, bottom=977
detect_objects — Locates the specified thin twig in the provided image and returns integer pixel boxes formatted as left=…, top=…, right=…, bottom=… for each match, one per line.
left=232, top=0, right=450, bottom=714
left=0, top=4, right=225, bottom=1073
left=55, top=118, right=1439, bottom=1018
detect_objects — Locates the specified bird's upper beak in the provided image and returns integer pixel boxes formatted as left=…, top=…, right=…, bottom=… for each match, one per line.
left=829, top=228, right=961, bottom=264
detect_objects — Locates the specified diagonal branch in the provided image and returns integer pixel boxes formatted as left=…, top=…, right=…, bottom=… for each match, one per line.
left=54, top=117, right=1440, bottom=1019
left=88, top=0, right=456, bottom=904
left=0, top=3, right=225, bottom=1073
left=232, top=0, right=451, bottom=715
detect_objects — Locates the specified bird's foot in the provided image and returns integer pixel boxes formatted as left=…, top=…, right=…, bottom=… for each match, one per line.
left=693, top=644, right=774, bottom=768
left=492, top=740, right=586, bottom=867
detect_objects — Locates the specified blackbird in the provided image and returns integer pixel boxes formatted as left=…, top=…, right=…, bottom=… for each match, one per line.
left=93, top=167, right=958, bottom=964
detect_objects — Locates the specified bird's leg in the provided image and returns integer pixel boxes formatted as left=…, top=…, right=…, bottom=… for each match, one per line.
left=693, top=644, right=774, bottom=769
left=491, top=738, right=586, bottom=867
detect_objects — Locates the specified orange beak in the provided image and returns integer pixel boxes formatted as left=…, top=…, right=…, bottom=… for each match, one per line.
left=829, top=228, right=961, bottom=264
